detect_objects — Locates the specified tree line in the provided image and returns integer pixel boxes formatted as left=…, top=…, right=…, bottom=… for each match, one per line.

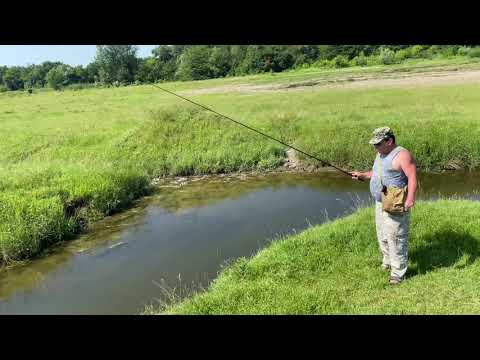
left=1, top=45, right=479, bottom=92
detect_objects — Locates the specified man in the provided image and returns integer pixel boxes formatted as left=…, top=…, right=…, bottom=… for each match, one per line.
left=351, top=127, right=417, bottom=285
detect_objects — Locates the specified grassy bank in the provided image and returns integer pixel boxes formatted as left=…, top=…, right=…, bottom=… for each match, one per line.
left=1, top=58, right=480, bottom=264
left=146, top=200, right=480, bottom=314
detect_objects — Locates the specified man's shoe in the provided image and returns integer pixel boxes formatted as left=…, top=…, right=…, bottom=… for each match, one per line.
left=389, top=276, right=404, bottom=285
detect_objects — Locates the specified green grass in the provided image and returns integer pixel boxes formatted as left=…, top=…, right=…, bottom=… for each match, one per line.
left=1, top=57, right=480, bottom=264
left=160, top=56, right=480, bottom=91
left=150, top=200, right=480, bottom=315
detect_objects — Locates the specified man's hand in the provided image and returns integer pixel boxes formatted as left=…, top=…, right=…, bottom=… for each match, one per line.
left=351, top=171, right=363, bottom=181
left=405, top=198, right=415, bottom=210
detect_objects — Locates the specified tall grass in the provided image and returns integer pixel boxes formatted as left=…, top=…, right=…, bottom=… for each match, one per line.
left=112, top=106, right=285, bottom=177
left=156, top=200, right=480, bottom=314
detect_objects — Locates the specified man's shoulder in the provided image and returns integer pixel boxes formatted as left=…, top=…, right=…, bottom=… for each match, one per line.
left=397, top=147, right=412, bottom=157
left=397, top=147, right=415, bottom=164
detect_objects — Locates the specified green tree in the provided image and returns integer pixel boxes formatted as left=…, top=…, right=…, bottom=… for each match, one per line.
left=175, top=46, right=213, bottom=81
left=30, top=65, right=46, bottom=87
left=46, top=65, right=69, bottom=90
left=171, top=45, right=188, bottom=61
left=21, top=65, right=35, bottom=89
left=209, top=46, right=232, bottom=78
left=316, top=45, right=380, bottom=60
left=236, top=46, right=264, bottom=75
left=293, top=45, right=320, bottom=67
left=3, top=67, right=24, bottom=90
left=268, top=45, right=296, bottom=72
left=229, top=45, right=248, bottom=75
left=33, top=61, right=63, bottom=87
left=69, top=65, right=87, bottom=84
left=0, top=66, right=6, bottom=84
left=151, top=45, right=179, bottom=81
left=95, top=45, right=139, bottom=85
left=136, top=57, right=164, bottom=83
left=152, top=45, right=174, bottom=62
left=85, top=62, right=100, bottom=83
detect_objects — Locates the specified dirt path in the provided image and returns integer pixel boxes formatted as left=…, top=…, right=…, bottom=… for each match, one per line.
left=182, top=68, right=480, bottom=95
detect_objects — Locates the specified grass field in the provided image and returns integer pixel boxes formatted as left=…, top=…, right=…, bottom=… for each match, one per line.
left=1, top=58, right=480, bottom=264
left=148, top=200, right=480, bottom=315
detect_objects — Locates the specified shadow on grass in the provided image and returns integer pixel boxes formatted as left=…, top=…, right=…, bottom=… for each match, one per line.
left=408, top=229, right=480, bottom=277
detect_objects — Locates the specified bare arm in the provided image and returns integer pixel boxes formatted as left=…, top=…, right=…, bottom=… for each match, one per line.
left=399, top=151, right=417, bottom=209
left=351, top=170, right=373, bottom=181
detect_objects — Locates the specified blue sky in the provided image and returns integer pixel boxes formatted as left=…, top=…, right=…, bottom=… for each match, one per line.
left=0, top=45, right=159, bottom=67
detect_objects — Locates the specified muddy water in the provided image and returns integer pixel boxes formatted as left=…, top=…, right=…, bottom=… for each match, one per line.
left=0, top=171, right=478, bottom=314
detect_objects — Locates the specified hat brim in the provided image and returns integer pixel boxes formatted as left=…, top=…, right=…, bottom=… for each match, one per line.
left=368, top=138, right=383, bottom=145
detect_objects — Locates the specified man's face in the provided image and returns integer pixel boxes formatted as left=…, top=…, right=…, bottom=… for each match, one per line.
left=373, top=138, right=393, bottom=154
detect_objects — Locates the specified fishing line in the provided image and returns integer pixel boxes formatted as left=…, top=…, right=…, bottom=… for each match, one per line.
left=151, top=83, right=359, bottom=180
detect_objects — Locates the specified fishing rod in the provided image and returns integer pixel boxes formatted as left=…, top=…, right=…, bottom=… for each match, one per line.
left=151, top=83, right=359, bottom=180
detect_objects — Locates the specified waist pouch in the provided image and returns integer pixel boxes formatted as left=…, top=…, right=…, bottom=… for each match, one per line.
left=381, top=185, right=408, bottom=213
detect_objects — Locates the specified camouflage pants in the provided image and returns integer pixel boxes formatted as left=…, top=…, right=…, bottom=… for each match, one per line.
left=375, top=202, right=410, bottom=278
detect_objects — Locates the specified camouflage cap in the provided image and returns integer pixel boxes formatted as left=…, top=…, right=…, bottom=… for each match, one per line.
left=368, top=126, right=394, bottom=145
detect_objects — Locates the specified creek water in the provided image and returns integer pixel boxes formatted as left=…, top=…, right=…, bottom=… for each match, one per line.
left=0, top=170, right=478, bottom=314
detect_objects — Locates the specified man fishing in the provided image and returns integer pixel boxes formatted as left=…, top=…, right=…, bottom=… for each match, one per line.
left=150, top=85, right=418, bottom=285
left=351, top=127, right=417, bottom=285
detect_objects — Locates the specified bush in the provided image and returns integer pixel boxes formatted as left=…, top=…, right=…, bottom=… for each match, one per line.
left=467, top=47, right=480, bottom=58
left=297, top=62, right=311, bottom=69
left=331, top=55, right=350, bottom=68
left=394, top=48, right=410, bottom=62
left=311, top=59, right=330, bottom=68
left=422, top=45, right=440, bottom=59
left=366, top=55, right=381, bottom=66
left=378, top=47, right=396, bottom=65
left=351, top=52, right=367, bottom=66
left=0, top=85, right=7, bottom=93
left=457, top=46, right=471, bottom=56
left=409, top=45, right=426, bottom=58
left=435, top=46, right=456, bottom=58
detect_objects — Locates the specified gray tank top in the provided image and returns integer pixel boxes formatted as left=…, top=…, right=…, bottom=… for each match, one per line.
left=369, top=146, right=408, bottom=202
